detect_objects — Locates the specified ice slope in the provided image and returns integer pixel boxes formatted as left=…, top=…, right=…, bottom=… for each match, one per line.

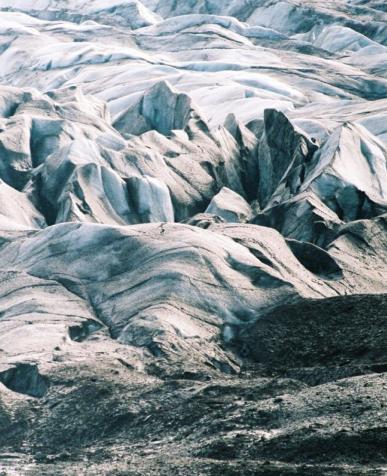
left=0, top=0, right=386, bottom=425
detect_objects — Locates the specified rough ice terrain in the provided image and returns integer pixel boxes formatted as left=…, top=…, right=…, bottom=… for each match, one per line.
left=0, top=1, right=386, bottom=474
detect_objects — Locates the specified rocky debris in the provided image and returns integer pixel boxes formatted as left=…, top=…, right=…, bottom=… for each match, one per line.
left=240, top=294, right=387, bottom=369
left=194, top=372, right=387, bottom=466
left=0, top=296, right=386, bottom=474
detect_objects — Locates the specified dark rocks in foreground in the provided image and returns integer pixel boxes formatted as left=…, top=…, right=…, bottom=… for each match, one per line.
left=0, top=294, right=386, bottom=475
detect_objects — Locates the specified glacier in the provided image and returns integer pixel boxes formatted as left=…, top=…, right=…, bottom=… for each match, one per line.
left=0, top=1, right=386, bottom=474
